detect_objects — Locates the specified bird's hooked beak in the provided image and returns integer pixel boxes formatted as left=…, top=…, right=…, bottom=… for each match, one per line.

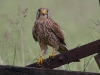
left=40, top=9, right=47, bottom=15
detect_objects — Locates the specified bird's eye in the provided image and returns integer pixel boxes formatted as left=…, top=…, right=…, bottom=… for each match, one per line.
left=38, top=9, right=41, bottom=12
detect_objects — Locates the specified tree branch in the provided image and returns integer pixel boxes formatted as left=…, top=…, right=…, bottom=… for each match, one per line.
left=0, top=65, right=99, bottom=75
left=26, top=39, right=100, bottom=69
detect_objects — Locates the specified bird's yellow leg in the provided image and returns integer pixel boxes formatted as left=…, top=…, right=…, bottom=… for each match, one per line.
left=37, top=56, right=43, bottom=66
left=37, top=50, right=44, bottom=66
left=49, top=48, right=55, bottom=58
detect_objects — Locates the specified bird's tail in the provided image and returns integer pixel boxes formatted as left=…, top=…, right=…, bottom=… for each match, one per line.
left=57, top=43, right=80, bottom=62
left=57, top=44, right=69, bottom=53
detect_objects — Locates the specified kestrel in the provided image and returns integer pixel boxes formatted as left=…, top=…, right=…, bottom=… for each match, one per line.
left=32, top=8, right=69, bottom=66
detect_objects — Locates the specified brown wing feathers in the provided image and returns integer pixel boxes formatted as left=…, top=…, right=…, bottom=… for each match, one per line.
left=50, top=22, right=66, bottom=46
left=32, top=24, right=38, bottom=41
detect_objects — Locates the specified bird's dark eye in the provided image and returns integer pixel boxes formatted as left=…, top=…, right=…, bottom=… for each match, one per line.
left=47, top=10, right=49, bottom=12
left=38, top=9, right=40, bottom=12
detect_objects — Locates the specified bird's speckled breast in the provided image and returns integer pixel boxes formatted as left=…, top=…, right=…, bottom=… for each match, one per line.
left=35, top=19, right=59, bottom=47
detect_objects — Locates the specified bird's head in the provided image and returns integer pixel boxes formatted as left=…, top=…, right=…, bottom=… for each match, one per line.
left=36, top=8, right=50, bottom=20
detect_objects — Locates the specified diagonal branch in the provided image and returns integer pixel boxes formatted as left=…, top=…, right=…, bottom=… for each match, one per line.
left=26, top=39, right=100, bottom=69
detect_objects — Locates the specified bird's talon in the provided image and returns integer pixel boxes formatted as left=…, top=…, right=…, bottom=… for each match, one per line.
left=37, top=57, right=43, bottom=66
left=49, top=54, right=55, bottom=59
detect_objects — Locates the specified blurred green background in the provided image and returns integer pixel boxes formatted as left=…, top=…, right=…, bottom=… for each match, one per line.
left=0, top=0, right=100, bottom=73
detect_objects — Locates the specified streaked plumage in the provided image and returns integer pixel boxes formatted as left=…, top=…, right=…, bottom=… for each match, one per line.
left=32, top=8, right=68, bottom=65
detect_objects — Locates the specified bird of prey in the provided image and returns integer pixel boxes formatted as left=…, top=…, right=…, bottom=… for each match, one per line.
left=32, top=8, right=69, bottom=66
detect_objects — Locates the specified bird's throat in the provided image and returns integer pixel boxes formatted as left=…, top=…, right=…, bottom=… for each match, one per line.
left=39, top=15, right=48, bottom=20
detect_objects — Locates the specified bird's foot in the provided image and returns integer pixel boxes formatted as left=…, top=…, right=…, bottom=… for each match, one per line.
left=37, top=57, right=43, bottom=66
left=49, top=53, right=55, bottom=59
